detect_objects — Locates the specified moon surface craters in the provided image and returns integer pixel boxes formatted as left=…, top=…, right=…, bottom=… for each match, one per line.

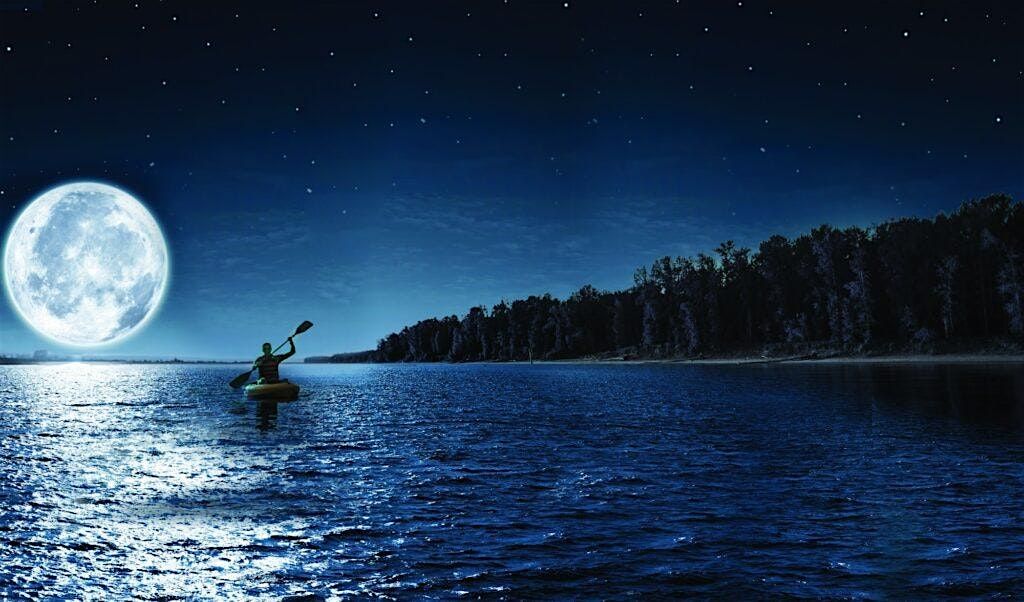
left=3, top=182, right=169, bottom=346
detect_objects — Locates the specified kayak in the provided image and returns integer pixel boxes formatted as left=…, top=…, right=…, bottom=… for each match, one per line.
left=244, top=381, right=300, bottom=401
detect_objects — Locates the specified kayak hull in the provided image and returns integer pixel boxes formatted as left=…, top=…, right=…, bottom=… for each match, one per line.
left=244, top=381, right=300, bottom=401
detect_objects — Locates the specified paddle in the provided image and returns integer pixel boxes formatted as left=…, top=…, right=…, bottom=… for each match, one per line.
left=229, top=320, right=314, bottom=389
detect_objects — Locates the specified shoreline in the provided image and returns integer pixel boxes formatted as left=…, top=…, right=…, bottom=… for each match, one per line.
left=306, top=352, right=1024, bottom=366
left=547, top=354, right=1024, bottom=366
left=0, top=359, right=249, bottom=366
left=5, top=355, right=1022, bottom=367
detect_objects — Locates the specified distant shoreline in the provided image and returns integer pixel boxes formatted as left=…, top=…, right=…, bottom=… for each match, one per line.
left=4, top=355, right=1021, bottom=367
left=0, top=359, right=249, bottom=366
left=544, top=354, right=1024, bottom=366
left=305, top=352, right=1024, bottom=366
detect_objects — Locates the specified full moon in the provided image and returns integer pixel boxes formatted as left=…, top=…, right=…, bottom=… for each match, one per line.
left=3, top=182, right=169, bottom=346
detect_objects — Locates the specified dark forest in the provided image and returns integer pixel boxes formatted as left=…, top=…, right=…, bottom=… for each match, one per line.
left=314, top=195, right=1022, bottom=363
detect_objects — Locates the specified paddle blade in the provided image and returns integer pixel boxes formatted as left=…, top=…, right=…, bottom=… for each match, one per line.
left=294, top=320, right=314, bottom=335
left=229, top=369, right=253, bottom=389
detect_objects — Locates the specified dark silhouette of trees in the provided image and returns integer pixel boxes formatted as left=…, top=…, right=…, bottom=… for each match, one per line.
left=363, top=195, right=1022, bottom=362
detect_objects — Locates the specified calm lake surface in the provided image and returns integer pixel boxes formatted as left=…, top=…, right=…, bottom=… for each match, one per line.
left=2, top=362, right=1023, bottom=599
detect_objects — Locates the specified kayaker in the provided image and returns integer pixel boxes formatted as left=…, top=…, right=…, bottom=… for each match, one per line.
left=253, top=337, right=295, bottom=384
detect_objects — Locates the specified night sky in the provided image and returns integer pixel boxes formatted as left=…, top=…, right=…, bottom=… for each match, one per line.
left=1, top=1, right=1021, bottom=359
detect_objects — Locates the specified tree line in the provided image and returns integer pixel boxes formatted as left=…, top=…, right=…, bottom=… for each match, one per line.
left=322, top=195, right=1022, bottom=363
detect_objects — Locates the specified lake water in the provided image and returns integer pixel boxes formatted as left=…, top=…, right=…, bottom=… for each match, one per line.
left=1, top=362, right=1023, bottom=598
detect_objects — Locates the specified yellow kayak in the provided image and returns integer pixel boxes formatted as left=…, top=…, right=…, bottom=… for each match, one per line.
left=244, top=381, right=300, bottom=401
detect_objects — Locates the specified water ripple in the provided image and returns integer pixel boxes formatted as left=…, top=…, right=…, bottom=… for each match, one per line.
left=0, top=362, right=1022, bottom=598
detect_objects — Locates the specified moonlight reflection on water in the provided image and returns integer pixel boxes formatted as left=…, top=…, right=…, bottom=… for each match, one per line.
left=1, top=362, right=1022, bottom=598
left=4, top=364, right=274, bottom=597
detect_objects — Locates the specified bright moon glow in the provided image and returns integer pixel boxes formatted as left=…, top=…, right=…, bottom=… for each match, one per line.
left=3, top=182, right=169, bottom=346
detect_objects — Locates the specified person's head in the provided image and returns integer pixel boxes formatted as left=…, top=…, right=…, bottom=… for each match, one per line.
left=262, top=342, right=272, bottom=355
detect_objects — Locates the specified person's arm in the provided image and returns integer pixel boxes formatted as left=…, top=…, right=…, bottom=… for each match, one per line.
left=277, top=337, right=296, bottom=362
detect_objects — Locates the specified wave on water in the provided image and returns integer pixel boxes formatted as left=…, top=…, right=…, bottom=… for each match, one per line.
left=1, top=362, right=1022, bottom=598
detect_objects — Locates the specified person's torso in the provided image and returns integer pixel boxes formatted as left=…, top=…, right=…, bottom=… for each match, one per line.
left=256, top=354, right=282, bottom=381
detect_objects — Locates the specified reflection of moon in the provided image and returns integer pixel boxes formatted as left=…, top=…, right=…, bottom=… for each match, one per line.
left=3, top=181, right=169, bottom=346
